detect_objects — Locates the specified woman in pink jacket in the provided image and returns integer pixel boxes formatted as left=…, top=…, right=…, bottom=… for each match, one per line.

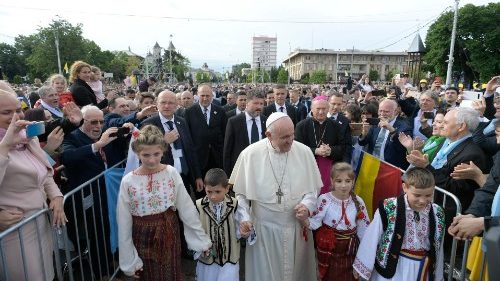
left=0, top=81, right=66, bottom=281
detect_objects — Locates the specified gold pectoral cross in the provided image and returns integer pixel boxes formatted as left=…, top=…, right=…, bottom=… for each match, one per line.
left=276, top=188, right=284, bottom=204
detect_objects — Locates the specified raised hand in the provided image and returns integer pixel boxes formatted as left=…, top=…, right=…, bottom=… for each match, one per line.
left=63, top=102, right=83, bottom=125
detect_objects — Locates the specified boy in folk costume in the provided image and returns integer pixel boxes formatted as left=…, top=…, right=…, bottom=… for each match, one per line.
left=353, top=167, right=445, bottom=281
left=301, top=162, right=370, bottom=281
left=195, top=168, right=255, bottom=281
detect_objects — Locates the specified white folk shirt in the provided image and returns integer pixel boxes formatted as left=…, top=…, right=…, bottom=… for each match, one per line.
left=308, top=192, right=370, bottom=240
left=117, top=166, right=211, bottom=276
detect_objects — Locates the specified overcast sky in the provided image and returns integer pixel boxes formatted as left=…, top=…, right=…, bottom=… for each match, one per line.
left=0, top=0, right=492, bottom=72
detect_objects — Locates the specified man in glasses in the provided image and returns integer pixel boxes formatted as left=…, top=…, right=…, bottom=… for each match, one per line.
left=61, top=105, right=123, bottom=279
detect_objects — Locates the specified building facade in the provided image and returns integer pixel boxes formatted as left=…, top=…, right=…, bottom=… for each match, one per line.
left=283, top=49, right=407, bottom=82
left=252, top=36, right=277, bottom=71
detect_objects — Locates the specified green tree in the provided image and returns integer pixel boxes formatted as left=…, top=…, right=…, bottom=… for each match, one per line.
left=300, top=73, right=310, bottom=84
left=385, top=69, right=397, bottom=81
left=277, top=67, right=289, bottom=84
left=0, top=43, right=26, bottom=80
left=14, top=18, right=117, bottom=80
left=196, top=71, right=211, bottom=83
left=163, top=50, right=190, bottom=82
left=424, top=3, right=500, bottom=84
left=231, top=63, right=251, bottom=82
left=369, top=70, right=380, bottom=82
left=309, top=70, right=327, bottom=84
left=107, top=52, right=129, bottom=81
left=269, top=67, right=279, bottom=82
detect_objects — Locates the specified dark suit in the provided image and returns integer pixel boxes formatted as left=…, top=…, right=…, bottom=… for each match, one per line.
left=141, top=113, right=202, bottom=182
left=263, top=102, right=297, bottom=125
left=223, top=113, right=266, bottom=175
left=184, top=104, right=227, bottom=174
left=176, top=107, right=186, bottom=118
left=223, top=104, right=236, bottom=112
left=428, top=138, right=488, bottom=212
left=329, top=113, right=353, bottom=163
left=472, top=119, right=499, bottom=166
left=466, top=151, right=500, bottom=217
left=225, top=108, right=244, bottom=119
left=426, top=138, right=487, bottom=253
left=295, top=118, right=345, bottom=162
left=61, top=129, right=113, bottom=277
left=358, top=117, right=412, bottom=169
left=291, top=102, right=308, bottom=122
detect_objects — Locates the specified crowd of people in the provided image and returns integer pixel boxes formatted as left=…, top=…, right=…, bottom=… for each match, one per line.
left=0, top=59, right=499, bottom=281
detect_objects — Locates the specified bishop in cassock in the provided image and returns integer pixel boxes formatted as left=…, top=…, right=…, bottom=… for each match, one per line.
left=295, top=96, right=346, bottom=195
left=230, top=112, right=322, bottom=281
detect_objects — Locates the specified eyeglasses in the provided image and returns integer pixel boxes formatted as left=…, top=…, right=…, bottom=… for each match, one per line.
left=85, top=119, right=105, bottom=125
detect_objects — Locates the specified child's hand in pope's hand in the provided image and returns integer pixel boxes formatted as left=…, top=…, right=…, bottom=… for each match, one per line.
left=294, top=204, right=310, bottom=221
left=240, top=221, right=253, bottom=238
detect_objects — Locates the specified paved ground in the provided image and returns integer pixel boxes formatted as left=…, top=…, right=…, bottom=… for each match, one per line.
left=182, top=247, right=246, bottom=280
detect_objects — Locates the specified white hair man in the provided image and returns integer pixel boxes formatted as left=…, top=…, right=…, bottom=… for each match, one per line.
left=231, top=112, right=323, bottom=281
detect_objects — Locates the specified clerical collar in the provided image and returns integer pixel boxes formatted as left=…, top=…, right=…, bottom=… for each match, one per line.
left=313, top=118, right=326, bottom=125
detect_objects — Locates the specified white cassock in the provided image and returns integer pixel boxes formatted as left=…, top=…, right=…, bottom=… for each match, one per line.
left=230, top=139, right=323, bottom=281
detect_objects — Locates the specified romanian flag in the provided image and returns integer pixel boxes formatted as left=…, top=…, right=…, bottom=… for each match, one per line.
left=354, top=152, right=403, bottom=219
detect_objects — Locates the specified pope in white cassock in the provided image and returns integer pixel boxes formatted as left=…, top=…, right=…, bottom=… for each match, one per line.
left=229, top=112, right=323, bottom=281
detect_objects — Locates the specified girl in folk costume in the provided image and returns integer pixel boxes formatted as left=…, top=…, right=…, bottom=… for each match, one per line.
left=117, top=125, right=211, bottom=280
left=302, top=162, right=370, bottom=281
left=353, top=167, right=446, bottom=281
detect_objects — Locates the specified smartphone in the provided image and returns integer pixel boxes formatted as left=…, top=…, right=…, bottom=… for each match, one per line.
left=371, top=89, right=386, bottom=97
left=26, top=122, right=46, bottom=138
left=423, top=112, right=435, bottom=119
left=367, top=118, right=380, bottom=126
left=109, top=127, right=130, bottom=138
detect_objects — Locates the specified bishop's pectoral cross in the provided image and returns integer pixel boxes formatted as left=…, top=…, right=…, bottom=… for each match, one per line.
left=276, top=188, right=284, bottom=204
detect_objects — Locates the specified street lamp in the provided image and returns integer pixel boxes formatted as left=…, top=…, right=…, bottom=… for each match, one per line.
left=445, top=0, right=460, bottom=87
left=169, top=34, right=173, bottom=84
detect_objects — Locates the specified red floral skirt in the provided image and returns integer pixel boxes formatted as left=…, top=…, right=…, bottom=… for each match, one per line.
left=315, top=225, right=359, bottom=281
left=132, top=209, right=182, bottom=281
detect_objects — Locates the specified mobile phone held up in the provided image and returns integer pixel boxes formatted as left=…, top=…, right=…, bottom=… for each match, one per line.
left=109, top=127, right=130, bottom=138
left=366, top=118, right=380, bottom=126
left=423, top=112, right=435, bottom=119
left=26, top=122, right=46, bottom=138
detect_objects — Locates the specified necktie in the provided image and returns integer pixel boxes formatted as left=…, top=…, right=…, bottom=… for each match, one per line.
left=166, top=120, right=174, bottom=131
left=372, top=128, right=387, bottom=158
left=203, top=107, right=209, bottom=124
left=251, top=118, right=259, bottom=144
left=279, top=106, right=284, bottom=113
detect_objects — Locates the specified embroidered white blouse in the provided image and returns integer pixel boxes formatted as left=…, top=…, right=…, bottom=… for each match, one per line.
left=117, top=165, right=211, bottom=276
left=308, top=192, right=370, bottom=240
left=352, top=195, right=444, bottom=280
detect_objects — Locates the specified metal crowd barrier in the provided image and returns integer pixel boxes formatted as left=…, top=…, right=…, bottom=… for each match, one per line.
left=0, top=159, right=126, bottom=281
left=0, top=208, right=63, bottom=281
left=59, top=159, right=126, bottom=281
